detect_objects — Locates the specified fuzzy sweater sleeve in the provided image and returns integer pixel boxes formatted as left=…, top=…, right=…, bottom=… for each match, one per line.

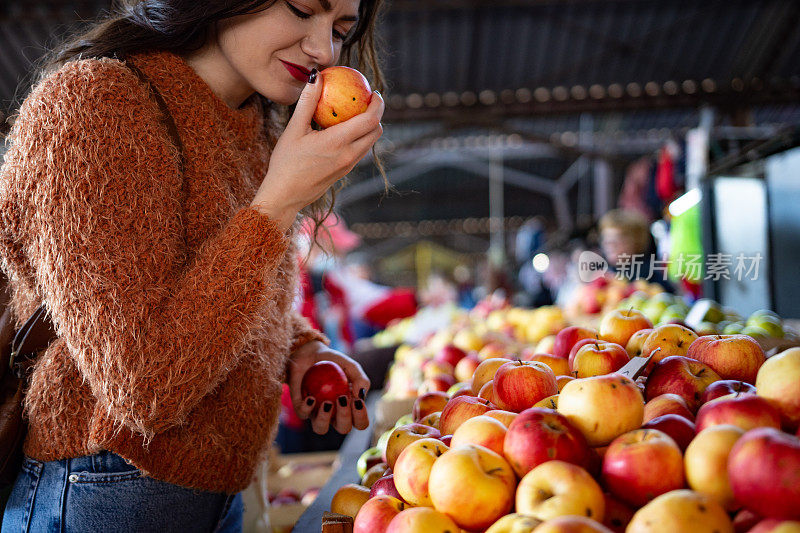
left=289, top=311, right=329, bottom=353
left=0, top=59, right=290, bottom=438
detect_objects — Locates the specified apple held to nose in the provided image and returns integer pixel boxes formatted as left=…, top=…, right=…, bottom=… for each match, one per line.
left=313, top=66, right=372, bottom=128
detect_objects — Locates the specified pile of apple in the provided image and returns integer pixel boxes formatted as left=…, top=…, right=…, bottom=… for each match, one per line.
left=336, top=307, right=800, bottom=532
left=568, top=276, right=664, bottom=316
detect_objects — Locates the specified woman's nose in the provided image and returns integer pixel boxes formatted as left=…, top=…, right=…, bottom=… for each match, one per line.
left=301, top=22, right=335, bottom=68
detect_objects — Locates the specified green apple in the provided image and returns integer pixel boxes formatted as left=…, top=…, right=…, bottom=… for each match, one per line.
left=394, top=413, right=414, bottom=428
left=377, top=429, right=393, bottom=454
left=723, top=307, right=743, bottom=323
left=643, top=294, right=675, bottom=323
left=742, top=324, right=770, bottom=340
left=722, top=322, right=745, bottom=335
left=447, top=382, right=471, bottom=396
left=746, top=314, right=784, bottom=338
left=624, top=291, right=649, bottom=311
left=748, top=308, right=780, bottom=321
left=357, top=446, right=384, bottom=478
left=658, top=304, right=689, bottom=325
left=695, top=321, right=719, bottom=335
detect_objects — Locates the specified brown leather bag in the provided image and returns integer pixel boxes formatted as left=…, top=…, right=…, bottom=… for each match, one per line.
left=0, top=59, right=185, bottom=487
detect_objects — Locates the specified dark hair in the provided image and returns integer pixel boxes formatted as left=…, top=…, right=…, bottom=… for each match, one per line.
left=40, top=0, right=385, bottom=238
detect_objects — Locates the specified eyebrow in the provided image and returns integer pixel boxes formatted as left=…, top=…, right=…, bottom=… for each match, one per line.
left=318, top=0, right=359, bottom=22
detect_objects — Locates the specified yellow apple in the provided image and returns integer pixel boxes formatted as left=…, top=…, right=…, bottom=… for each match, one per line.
left=599, top=309, right=653, bottom=347
left=516, top=460, right=605, bottom=522
left=485, top=409, right=519, bottom=427
left=527, top=353, right=572, bottom=376
left=533, top=516, right=614, bottom=532
left=625, top=328, right=654, bottom=358
left=485, top=513, right=542, bottom=533
left=393, top=437, right=448, bottom=506
left=429, top=444, right=516, bottom=531
left=330, top=483, right=371, bottom=518
left=756, top=347, right=800, bottom=430
left=472, top=357, right=513, bottom=394
left=313, top=66, right=372, bottom=128
left=536, top=335, right=557, bottom=354
left=684, top=424, right=745, bottom=510
left=558, top=374, right=644, bottom=446
left=641, top=324, right=698, bottom=363
left=533, top=394, right=559, bottom=410
left=451, top=414, right=507, bottom=455
left=627, top=489, right=733, bottom=533
left=385, top=506, right=460, bottom=533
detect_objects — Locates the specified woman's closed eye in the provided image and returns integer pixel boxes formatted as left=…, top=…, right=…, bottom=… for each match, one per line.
left=286, top=1, right=350, bottom=42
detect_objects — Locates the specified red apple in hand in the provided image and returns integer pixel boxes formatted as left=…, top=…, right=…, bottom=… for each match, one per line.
left=701, top=380, right=757, bottom=405
left=503, top=407, right=591, bottom=477
left=687, top=334, right=766, bottom=384
left=695, top=394, right=782, bottom=433
left=300, top=361, right=349, bottom=405
left=554, top=326, right=599, bottom=359
left=493, top=360, right=558, bottom=412
left=600, top=308, right=653, bottom=347
left=640, top=414, right=696, bottom=451
left=644, top=355, right=721, bottom=412
left=570, top=341, right=630, bottom=378
left=728, top=427, right=800, bottom=520
left=602, top=428, right=685, bottom=507
left=313, top=66, right=372, bottom=128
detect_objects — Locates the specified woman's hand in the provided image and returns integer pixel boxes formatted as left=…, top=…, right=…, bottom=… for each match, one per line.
left=287, top=340, right=371, bottom=435
left=250, top=77, right=385, bottom=231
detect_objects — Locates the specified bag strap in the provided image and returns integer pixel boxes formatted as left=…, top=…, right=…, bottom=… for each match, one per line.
left=6, top=60, right=188, bottom=376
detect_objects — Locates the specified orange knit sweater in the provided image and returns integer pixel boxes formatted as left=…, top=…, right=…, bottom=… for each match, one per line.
left=0, top=51, right=327, bottom=493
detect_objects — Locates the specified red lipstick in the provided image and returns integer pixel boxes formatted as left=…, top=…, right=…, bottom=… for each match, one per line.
left=281, top=60, right=311, bottom=82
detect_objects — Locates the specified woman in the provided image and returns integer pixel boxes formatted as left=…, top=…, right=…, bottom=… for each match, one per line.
left=0, top=0, right=384, bottom=530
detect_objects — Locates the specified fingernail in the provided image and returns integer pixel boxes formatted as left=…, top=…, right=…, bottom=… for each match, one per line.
left=323, top=402, right=333, bottom=413
left=308, top=68, right=318, bottom=84
left=305, top=397, right=314, bottom=407
left=359, top=388, right=366, bottom=400
left=338, top=396, right=348, bottom=408
left=373, top=90, right=381, bottom=96
left=354, top=400, right=364, bottom=410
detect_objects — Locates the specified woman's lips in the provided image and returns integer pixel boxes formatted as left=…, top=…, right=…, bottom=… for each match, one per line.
left=281, top=60, right=311, bottom=82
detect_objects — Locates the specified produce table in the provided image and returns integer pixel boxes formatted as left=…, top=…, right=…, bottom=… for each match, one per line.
left=292, top=392, right=379, bottom=533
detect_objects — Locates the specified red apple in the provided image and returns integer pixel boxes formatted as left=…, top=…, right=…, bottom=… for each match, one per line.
left=643, top=393, right=695, bottom=423
left=602, top=429, right=685, bottom=507
left=477, top=379, right=498, bottom=404
left=701, top=380, right=757, bottom=405
left=571, top=341, right=630, bottom=378
left=454, top=353, right=481, bottom=383
left=313, top=66, right=372, bottom=128
left=554, top=326, right=599, bottom=359
left=569, top=338, right=601, bottom=370
left=422, top=360, right=455, bottom=380
left=451, top=414, right=507, bottom=456
left=419, top=375, right=455, bottom=394
left=484, top=409, right=518, bottom=427
left=369, top=474, right=405, bottom=502
left=503, top=407, right=591, bottom=477
left=438, top=434, right=452, bottom=446
left=728, top=427, right=800, bottom=520
left=599, top=309, right=653, bottom=347
left=439, top=395, right=495, bottom=435
left=435, top=344, right=468, bottom=369
left=300, top=361, right=349, bottom=404
left=353, top=495, right=406, bottom=533
left=696, top=394, right=782, bottom=433
left=603, top=492, right=635, bottom=533
left=412, top=391, right=449, bottom=422
left=640, top=414, right=696, bottom=451
left=645, top=355, right=721, bottom=412
left=687, top=334, right=766, bottom=384
left=493, top=360, right=558, bottom=412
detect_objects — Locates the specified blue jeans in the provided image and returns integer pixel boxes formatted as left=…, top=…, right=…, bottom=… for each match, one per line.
left=2, top=451, right=243, bottom=532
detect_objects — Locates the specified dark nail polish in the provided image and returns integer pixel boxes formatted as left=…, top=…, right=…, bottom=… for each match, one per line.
left=308, top=68, right=318, bottom=84
left=305, top=397, right=314, bottom=407
left=354, top=400, right=364, bottom=410
left=374, top=90, right=381, bottom=96
left=323, top=402, right=333, bottom=413
left=359, top=388, right=366, bottom=400
left=338, top=396, right=347, bottom=408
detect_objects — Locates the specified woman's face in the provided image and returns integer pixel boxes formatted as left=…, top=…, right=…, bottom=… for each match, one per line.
left=215, top=0, right=361, bottom=106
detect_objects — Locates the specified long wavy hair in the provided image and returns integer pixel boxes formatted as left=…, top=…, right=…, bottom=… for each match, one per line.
left=38, top=0, right=386, bottom=239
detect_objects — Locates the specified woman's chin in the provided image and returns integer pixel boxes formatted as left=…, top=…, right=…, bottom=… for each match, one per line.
left=257, top=86, right=302, bottom=106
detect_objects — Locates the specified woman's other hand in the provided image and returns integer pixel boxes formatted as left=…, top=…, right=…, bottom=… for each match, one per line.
left=287, top=340, right=370, bottom=435
left=250, top=76, right=384, bottom=231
